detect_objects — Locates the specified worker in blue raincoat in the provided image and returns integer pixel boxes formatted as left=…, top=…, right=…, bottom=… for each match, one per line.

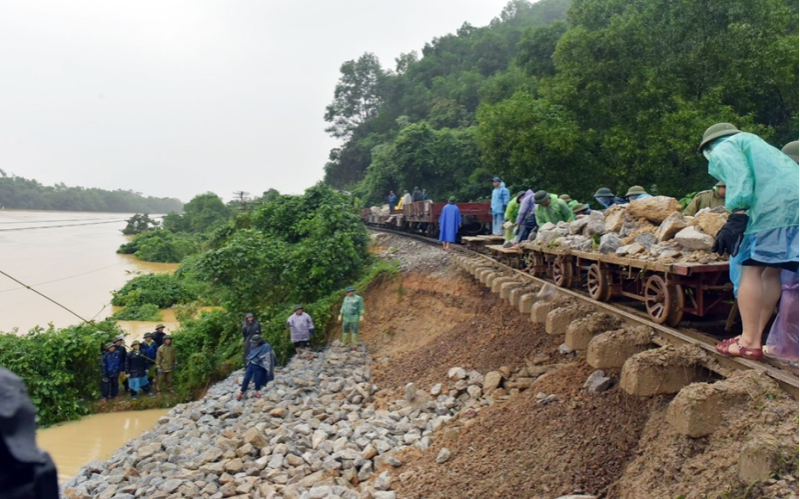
left=698, top=123, right=799, bottom=362
left=490, top=177, right=510, bottom=235
left=439, top=197, right=462, bottom=251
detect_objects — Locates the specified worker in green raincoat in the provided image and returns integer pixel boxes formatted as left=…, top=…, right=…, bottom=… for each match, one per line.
left=534, top=190, right=574, bottom=227
left=698, top=123, right=799, bottom=362
left=338, top=286, right=365, bottom=349
left=503, top=191, right=525, bottom=242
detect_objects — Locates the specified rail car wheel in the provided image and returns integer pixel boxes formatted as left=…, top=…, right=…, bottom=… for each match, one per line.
left=553, top=256, right=573, bottom=288
left=587, top=263, right=611, bottom=302
left=644, top=275, right=685, bottom=326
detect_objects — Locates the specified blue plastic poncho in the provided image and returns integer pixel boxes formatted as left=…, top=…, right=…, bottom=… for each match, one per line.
left=439, top=203, right=462, bottom=243
left=491, top=182, right=510, bottom=215
left=707, top=132, right=799, bottom=294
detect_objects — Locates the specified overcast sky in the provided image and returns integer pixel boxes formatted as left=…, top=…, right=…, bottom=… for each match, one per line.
left=0, top=1, right=511, bottom=202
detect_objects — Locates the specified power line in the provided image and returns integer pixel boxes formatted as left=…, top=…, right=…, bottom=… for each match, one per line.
left=0, top=219, right=128, bottom=232
left=0, top=262, right=126, bottom=294
left=0, top=268, right=91, bottom=324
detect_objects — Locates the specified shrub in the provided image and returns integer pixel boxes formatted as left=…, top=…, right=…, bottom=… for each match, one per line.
left=0, top=321, right=120, bottom=426
left=117, top=229, right=199, bottom=263
left=112, top=303, right=162, bottom=321
left=111, top=273, right=193, bottom=308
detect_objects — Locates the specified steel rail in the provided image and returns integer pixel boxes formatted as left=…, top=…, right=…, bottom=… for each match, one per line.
left=369, top=226, right=799, bottom=397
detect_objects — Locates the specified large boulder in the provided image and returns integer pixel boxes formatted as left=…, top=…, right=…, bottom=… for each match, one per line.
left=598, top=233, right=622, bottom=254
left=674, top=226, right=714, bottom=251
left=604, top=205, right=627, bottom=233
left=693, top=209, right=728, bottom=237
left=656, top=212, right=688, bottom=242
left=627, top=196, right=682, bottom=224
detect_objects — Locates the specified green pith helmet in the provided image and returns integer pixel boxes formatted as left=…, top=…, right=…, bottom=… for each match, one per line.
left=572, top=203, right=590, bottom=214
left=559, top=194, right=572, bottom=203
left=345, top=286, right=355, bottom=293
left=594, top=187, right=615, bottom=197
left=131, top=340, right=140, bottom=347
left=698, top=123, right=740, bottom=151
left=781, top=141, right=799, bottom=164
left=163, top=335, right=172, bottom=341
left=251, top=334, right=263, bottom=343
left=533, top=190, right=549, bottom=203
left=143, top=332, right=152, bottom=339
left=448, top=196, right=456, bottom=203
left=625, top=185, right=647, bottom=197
left=104, top=343, right=115, bottom=351
left=715, top=181, right=726, bottom=187
left=155, top=324, right=165, bottom=330
left=294, top=304, right=303, bottom=311
left=515, top=191, right=526, bottom=199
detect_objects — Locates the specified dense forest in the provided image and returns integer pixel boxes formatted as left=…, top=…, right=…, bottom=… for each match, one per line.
left=0, top=170, right=183, bottom=213
left=323, top=0, right=798, bottom=206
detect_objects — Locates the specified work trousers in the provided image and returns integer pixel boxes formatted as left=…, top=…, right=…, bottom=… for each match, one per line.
left=101, top=376, right=119, bottom=399
left=157, top=371, right=174, bottom=392
left=241, top=363, right=266, bottom=393
left=342, top=320, right=360, bottom=345
left=491, top=213, right=504, bottom=235
left=516, top=216, right=538, bottom=243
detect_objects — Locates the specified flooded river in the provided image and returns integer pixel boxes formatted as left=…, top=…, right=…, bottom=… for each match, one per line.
left=37, top=409, right=168, bottom=482
left=0, top=210, right=178, bottom=333
left=0, top=210, right=180, bottom=482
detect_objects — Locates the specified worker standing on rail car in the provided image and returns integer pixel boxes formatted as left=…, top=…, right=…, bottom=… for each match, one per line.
left=338, top=286, right=365, bottom=350
left=388, top=191, right=397, bottom=206
left=402, top=190, right=413, bottom=206
left=534, top=191, right=574, bottom=226
left=682, top=181, right=726, bottom=216
left=412, top=187, right=423, bottom=202
left=439, top=196, right=462, bottom=251
left=698, top=123, right=799, bottom=362
left=490, top=177, right=510, bottom=236
left=422, top=189, right=429, bottom=201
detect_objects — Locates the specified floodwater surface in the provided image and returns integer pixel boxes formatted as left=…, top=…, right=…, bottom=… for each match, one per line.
left=0, top=210, right=178, bottom=333
left=37, top=409, right=168, bottom=483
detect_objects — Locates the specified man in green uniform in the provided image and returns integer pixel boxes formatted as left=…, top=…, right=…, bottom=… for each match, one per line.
left=155, top=335, right=177, bottom=394
left=534, top=190, right=574, bottom=227
left=503, top=191, right=525, bottom=243
left=338, top=286, right=365, bottom=349
left=683, top=181, right=726, bottom=216
left=559, top=194, right=578, bottom=209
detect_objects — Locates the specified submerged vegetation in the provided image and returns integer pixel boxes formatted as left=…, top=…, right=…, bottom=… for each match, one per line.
left=2, top=183, right=393, bottom=426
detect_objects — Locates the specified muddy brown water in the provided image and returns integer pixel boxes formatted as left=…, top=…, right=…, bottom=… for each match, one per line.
left=37, top=409, right=168, bottom=483
left=0, top=210, right=179, bottom=482
left=0, top=210, right=178, bottom=333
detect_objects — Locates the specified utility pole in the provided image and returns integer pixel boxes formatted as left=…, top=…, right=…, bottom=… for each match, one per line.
left=232, top=191, right=250, bottom=211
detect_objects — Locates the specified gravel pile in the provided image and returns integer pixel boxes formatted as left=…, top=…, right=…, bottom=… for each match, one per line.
left=370, top=232, right=454, bottom=275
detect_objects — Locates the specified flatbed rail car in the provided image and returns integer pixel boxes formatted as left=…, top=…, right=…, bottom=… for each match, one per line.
left=363, top=200, right=492, bottom=239
left=520, top=243, right=733, bottom=327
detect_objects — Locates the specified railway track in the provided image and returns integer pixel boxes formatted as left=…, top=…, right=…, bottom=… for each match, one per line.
left=370, top=226, right=799, bottom=397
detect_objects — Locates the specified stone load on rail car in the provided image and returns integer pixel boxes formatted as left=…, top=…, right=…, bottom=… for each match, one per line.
left=528, top=196, right=729, bottom=264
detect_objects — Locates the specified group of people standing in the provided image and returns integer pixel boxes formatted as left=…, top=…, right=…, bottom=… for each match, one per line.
left=389, top=187, right=428, bottom=210
left=236, top=286, right=367, bottom=399
left=100, top=324, right=176, bottom=402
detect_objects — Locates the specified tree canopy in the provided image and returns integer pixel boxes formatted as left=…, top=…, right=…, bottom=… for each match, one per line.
left=0, top=171, right=183, bottom=213
left=322, top=0, right=798, bottom=208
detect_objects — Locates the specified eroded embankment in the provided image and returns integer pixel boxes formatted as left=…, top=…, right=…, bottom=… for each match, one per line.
left=63, top=233, right=798, bottom=499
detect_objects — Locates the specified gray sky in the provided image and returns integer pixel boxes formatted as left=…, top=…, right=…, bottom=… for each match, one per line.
left=0, top=1, right=511, bottom=203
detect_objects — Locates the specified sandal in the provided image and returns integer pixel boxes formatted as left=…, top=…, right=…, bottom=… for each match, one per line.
left=717, top=336, right=740, bottom=349
left=716, top=340, right=764, bottom=361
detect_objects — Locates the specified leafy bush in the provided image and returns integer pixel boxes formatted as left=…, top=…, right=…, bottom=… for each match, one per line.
left=112, top=303, right=162, bottom=321
left=111, top=273, right=193, bottom=308
left=173, top=301, right=200, bottom=322
left=0, top=321, right=120, bottom=426
left=117, top=229, right=199, bottom=263
left=121, top=213, right=161, bottom=235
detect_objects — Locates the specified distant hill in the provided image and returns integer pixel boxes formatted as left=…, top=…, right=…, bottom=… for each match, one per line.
left=0, top=171, right=183, bottom=213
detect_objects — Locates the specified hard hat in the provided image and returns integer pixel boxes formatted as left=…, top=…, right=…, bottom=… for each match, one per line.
left=781, top=141, right=799, bottom=164
left=533, top=191, right=549, bottom=203
left=625, top=186, right=647, bottom=197
left=698, top=123, right=740, bottom=151
left=594, top=187, right=615, bottom=197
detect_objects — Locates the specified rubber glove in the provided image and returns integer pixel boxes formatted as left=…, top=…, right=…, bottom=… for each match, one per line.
left=712, top=213, right=748, bottom=256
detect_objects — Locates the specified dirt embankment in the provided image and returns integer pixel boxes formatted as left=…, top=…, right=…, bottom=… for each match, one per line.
left=360, top=233, right=798, bottom=499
